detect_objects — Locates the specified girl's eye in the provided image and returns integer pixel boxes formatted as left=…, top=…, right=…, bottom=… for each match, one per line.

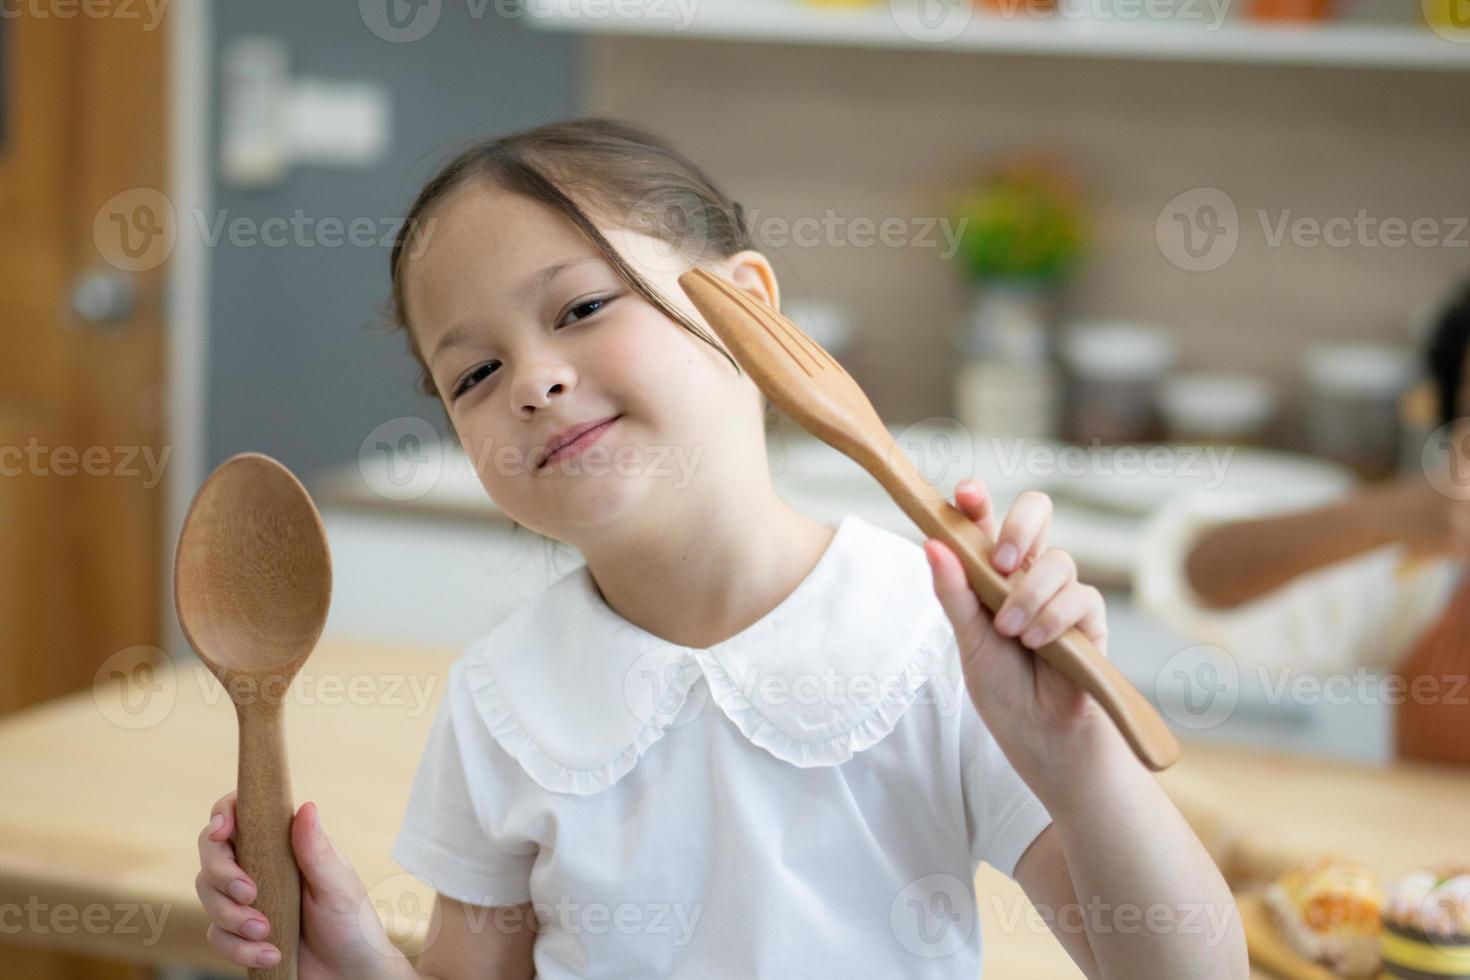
left=561, top=296, right=610, bottom=326
left=452, top=361, right=498, bottom=400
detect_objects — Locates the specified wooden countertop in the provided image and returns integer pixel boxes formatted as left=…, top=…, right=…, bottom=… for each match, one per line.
left=1, top=637, right=1465, bottom=976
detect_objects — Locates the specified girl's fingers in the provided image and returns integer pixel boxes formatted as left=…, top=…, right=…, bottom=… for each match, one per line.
left=925, top=538, right=1028, bottom=688
left=1015, top=581, right=1109, bottom=653
left=992, top=490, right=1052, bottom=574
left=206, top=922, right=280, bottom=970
left=953, top=478, right=998, bottom=540
left=924, top=538, right=988, bottom=654
left=993, top=548, right=1076, bottom=642
left=204, top=791, right=237, bottom=845
left=1075, top=584, right=1108, bottom=656
left=197, top=789, right=276, bottom=969
left=198, top=794, right=255, bottom=906
left=195, top=870, right=271, bottom=943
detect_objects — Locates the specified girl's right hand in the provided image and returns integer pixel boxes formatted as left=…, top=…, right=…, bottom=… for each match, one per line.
left=196, top=791, right=407, bottom=979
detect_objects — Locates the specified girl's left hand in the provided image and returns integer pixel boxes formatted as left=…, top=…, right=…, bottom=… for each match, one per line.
left=923, top=478, right=1111, bottom=777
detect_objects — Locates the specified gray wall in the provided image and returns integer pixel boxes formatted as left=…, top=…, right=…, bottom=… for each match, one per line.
left=205, top=0, right=580, bottom=478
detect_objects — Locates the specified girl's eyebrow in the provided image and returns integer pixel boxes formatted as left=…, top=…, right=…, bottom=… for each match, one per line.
left=429, top=256, right=602, bottom=364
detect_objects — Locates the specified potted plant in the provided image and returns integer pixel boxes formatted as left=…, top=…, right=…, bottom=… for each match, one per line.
left=946, top=157, right=1086, bottom=438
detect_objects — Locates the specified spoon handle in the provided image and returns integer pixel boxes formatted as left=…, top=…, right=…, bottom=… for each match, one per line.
left=862, top=445, right=1181, bottom=771
left=236, top=702, right=300, bottom=980
left=919, top=499, right=1181, bottom=770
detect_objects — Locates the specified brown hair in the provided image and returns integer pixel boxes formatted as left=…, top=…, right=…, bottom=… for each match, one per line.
left=382, top=116, right=763, bottom=404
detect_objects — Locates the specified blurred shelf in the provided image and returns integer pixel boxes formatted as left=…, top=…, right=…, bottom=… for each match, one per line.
left=523, top=0, right=1470, bottom=72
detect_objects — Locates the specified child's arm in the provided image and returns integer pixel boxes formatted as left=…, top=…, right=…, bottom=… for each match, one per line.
left=381, top=894, right=536, bottom=980
left=1183, top=475, right=1449, bottom=608
left=925, top=479, right=1248, bottom=980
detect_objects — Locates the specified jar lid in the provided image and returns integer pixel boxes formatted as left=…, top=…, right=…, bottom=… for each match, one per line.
left=1061, top=321, right=1177, bottom=381
left=1159, top=372, right=1276, bottom=436
left=1302, top=342, right=1417, bottom=398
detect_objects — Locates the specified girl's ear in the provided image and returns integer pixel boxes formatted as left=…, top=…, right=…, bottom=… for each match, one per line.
left=723, top=249, right=780, bottom=312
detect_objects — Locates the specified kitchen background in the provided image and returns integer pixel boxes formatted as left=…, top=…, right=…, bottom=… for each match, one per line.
left=1, top=0, right=1467, bottom=977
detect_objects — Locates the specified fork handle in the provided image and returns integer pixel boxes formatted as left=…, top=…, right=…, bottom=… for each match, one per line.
left=873, top=464, right=1182, bottom=771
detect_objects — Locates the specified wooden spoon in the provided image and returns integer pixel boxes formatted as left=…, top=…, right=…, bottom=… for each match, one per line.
left=174, top=452, right=332, bottom=980
left=679, top=267, right=1181, bottom=771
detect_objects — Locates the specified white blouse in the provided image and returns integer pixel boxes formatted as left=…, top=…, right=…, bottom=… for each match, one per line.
left=391, top=512, right=1053, bottom=978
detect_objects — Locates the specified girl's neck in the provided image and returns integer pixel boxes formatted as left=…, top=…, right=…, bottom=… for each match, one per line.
left=578, top=494, right=837, bottom=652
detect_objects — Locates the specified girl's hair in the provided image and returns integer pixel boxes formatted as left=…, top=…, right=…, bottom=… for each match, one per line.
left=1426, top=277, right=1470, bottom=427
left=382, top=116, right=762, bottom=403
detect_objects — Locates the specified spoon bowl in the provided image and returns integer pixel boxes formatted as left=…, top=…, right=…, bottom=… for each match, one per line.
left=175, top=452, right=332, bottom=980
left=176, top=453, right=331, bottom=682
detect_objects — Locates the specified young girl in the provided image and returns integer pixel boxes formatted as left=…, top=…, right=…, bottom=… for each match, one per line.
left=194, top=118, right=1245, bottom=979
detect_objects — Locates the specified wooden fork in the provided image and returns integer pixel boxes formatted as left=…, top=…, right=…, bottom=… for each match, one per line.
left=678, top=267, right=1181, bottom=772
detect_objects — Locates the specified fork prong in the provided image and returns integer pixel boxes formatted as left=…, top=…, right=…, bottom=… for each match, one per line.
left=700, top=271, right=845, bottom=376
left=748, top=303, right=821, bottom=377
left=750, top=300, right=844, bottom=375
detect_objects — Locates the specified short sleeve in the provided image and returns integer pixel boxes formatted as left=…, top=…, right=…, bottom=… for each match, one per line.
left=961, top=701, right=1053, bottom=879
left=390, top=662, right=537, bottom=906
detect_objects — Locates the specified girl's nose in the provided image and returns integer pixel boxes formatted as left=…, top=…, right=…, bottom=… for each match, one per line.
left=512, top=356, right=577, bottom=414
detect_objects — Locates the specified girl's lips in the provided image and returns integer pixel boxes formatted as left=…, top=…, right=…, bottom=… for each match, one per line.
left=538, top=415, right=620, bottom=470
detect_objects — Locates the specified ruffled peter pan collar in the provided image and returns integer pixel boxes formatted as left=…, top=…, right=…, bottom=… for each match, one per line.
left=460, top=513, right=957, bottom=796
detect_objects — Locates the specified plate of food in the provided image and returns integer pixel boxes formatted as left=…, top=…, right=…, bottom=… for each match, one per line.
left=1241, top=857, right=1470, bottom=979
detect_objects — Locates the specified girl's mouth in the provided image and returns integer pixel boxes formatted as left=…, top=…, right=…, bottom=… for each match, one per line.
left=537, top=415, right=622, bottom=471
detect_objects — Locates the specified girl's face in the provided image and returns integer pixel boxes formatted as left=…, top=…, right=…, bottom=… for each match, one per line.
left=403, top=182, right=773, bottom=543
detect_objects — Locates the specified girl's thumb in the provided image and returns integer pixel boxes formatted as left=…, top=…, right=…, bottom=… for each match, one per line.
left=925, top=542, right=984, bottom=637
left=291, top=802, right=363, bottom=905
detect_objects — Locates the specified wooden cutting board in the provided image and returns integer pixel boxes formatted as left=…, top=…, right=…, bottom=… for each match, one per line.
left=1238, top=890, right=1389, bottom=980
